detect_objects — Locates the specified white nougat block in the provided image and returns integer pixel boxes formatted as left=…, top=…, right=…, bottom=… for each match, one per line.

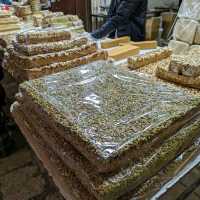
left=178, top=0, right=200, bottom=21
left=182, top=57, right=200, bottom=77
left=168, top=40, right=189, bottom=55
left=173, top=19, right=198, bottom=44
left=189, top=45, right=200, bottom=55
left=169, top=55, right=184, bottom=74
left=194, top=24, right=200, bottom=45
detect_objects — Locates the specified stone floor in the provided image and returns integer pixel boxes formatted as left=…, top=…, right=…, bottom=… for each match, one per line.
left=0, top=146, right=64, bottom=200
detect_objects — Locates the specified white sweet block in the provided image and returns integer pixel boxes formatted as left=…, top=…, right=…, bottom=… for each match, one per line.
left=178, top=0, right=200, bottom=20
left=194, top=24, right=200, bottom=45
left=168, top=40, right=189, bottom=55
left=173, top=19, right=198, bottom=44
left=189, top=45, right=200, bottom=55
left=182, top=57, right=200, bottom=77
left=169, top=54, right=200, bottom=77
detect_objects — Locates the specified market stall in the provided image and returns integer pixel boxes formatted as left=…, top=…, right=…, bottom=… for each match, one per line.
left=0, top=0, right=200, bottom=199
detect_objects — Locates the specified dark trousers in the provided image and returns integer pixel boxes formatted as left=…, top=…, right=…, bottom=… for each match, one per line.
left=0, top=57, right=15, bottom=157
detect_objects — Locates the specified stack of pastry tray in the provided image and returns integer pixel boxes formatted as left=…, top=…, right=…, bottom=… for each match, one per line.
left=3, top=28, right=107, bottom=82
left=12, top=61, right=200, bottom=200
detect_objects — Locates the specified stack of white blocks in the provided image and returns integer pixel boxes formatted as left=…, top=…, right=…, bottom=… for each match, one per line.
left=169, top=0, right=200, bottom=55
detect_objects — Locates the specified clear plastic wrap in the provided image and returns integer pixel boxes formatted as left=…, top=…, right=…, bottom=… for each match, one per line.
left=19, top=60, right=200, bottom=175
left=178, top=0, right=200, bottom=20
left=173, top=18, right=198, bottom=44
left=68, top=25, right=85, bottom=36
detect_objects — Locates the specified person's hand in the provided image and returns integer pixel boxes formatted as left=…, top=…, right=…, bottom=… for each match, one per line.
left=88, top=33, right=99, bottom=41
left=91, top=31, right=102, bottom=40
left=91, top=21, right=115, bottom=40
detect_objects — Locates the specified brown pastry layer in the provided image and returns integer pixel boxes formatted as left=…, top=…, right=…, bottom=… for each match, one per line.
left=22, top=51, right=108, bottom=80
left=4, top=50, right=107, bottom=82
left=11, top=102, right=94, bottom=200
left=8, top=43, right=97, bottom=69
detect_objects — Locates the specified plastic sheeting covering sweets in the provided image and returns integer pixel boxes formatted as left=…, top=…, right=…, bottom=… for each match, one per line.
left=178, top=0, right=200, bottom=21
left=19, top=61, right=200, bottom=174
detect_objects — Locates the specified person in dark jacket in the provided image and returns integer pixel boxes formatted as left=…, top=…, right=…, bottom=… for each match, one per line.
left=91, top=0, right=147, bottom=41
left=0, top=0, right=12, bottom=5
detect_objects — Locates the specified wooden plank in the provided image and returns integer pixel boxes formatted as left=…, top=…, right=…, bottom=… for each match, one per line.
left=120, top=40, right=157, bottom=50
left=101, top=36, right=130, bottom=49
left=108, top=45, right=140, bottom=60
left=185, top=193, right=200, bottom=200
left=159, top=183, right=186, bottom=200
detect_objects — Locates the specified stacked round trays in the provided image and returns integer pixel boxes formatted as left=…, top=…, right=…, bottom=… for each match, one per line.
left=29, top=0, right=41, bottom=14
